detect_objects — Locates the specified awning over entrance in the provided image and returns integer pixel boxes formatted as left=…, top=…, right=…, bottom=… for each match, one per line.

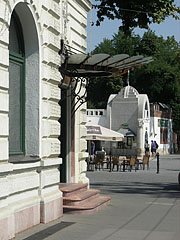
left=59, top=53, right=153, bottom=78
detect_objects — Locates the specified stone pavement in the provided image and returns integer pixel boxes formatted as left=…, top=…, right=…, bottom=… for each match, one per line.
left=14, top=154, right=180, bottom=240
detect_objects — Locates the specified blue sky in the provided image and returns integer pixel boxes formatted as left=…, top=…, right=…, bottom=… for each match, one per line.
left=87, top=0, right=180, bottom=53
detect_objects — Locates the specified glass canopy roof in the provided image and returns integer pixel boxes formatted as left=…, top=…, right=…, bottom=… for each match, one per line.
left=60, top=53, right=153, bottom=78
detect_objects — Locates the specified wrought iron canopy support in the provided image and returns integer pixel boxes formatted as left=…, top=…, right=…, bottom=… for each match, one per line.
left=58, top=71, right=90, bottom=118
left=58, top=40, right=91, bottom=118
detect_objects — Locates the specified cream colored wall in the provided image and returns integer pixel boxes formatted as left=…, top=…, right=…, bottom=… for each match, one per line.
left=67, top=0, right=91, bottom=52
left=0, top=0, right=63, bottom=239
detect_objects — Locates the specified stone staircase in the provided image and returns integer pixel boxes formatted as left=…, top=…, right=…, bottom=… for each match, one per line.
left=59, top=183, right=111, bottom=214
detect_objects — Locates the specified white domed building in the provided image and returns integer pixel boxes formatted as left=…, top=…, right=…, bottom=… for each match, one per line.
left=87, top=85, right=173, bottom=156
left=106, top=85, right=150, bottom=156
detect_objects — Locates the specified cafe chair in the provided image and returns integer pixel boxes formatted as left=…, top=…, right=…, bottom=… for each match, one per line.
left=94, top=152, right=106, bottom=170
left=128, top=156, right=137, bottom=172
left=112, top=157, right=120, bottom=171
left=86, top=156, right=95, bottom=171
left=139, top=155, right=149, bottom=170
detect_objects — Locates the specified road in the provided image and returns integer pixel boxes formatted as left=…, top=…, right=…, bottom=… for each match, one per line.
left=15, top=154, right=180, bottom=240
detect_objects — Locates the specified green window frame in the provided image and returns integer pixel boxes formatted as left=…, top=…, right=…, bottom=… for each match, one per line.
left=9, top=11, right=25, bottom=155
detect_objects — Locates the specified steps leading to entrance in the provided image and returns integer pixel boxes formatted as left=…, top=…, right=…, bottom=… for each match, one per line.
left=59, top=183, right=111, bottom=214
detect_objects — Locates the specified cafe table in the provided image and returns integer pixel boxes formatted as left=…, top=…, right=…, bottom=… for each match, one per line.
left=118, top=156, right=130, bottom=172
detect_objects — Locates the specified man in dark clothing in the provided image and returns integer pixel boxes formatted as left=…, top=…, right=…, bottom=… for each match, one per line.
left=154, top=141, right=159, bottom=151
left=151, top=140, right=156, bottom=157
left=91, top=141, right=95, bottom=156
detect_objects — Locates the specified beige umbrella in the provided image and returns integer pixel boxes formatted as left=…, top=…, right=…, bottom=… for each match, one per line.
left=85, top=122, right=124, bottom=141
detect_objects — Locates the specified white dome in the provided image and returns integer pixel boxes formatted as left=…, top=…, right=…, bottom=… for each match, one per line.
left=118, top=86, right=139, bottom=98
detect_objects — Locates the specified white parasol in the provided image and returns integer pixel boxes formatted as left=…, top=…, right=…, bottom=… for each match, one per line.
left=85, top=122, right=124, bottom=142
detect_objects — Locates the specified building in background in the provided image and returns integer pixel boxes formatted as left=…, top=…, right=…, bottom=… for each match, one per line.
left=150, top=102, right=173, bottom=154
left=87, top=86, right=173, bottom=156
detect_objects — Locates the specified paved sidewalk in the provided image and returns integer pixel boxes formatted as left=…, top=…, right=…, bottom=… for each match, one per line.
left=14, top=154, right=180, bottom=240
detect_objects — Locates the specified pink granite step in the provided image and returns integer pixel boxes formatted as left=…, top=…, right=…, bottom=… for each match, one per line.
left=63, top=189, right=100, bottom=206
left=59, top=183, right=111, bottom=214
left=63, top=195, right=111, bottom=214
left=59, top=183, right=88, bottom=197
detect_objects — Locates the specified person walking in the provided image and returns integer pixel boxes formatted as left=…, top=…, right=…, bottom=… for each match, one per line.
left=144, top=140, right=150, bottom=156
left=154, top=140, right=159, bottom=153
left=91, top=141, right=95, bottom=158
left=151, top=140, right=156, bottom=157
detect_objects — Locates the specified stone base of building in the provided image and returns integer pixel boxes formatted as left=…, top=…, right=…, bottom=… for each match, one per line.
left=40, top=196, right=63, bottom=224
left=0, top=203, right=40, bottom=240
left=14, top=204, right=40, bottom=234
left=0, top=216, right=12, bottom=240
left=0, top=196, right=63, bottom=240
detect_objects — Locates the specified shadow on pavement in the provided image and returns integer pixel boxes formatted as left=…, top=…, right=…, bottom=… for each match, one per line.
left=90, top=181, right=180, bottom=199
left=22, top=221, right=75, bottom=240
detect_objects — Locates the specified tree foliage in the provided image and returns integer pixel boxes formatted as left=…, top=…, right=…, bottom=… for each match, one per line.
left=93, top=0, right=180, bottom=34
left=87, top=30, right=180, bottom=132
left=87, top=76, right=123, bottom=109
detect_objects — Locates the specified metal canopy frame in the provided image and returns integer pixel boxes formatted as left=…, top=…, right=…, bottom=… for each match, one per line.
left=58, top=40, right=153, bottom=117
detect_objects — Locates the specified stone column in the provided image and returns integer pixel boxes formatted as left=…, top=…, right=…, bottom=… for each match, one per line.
left=39, top=2, right=63, bottom=222
left=137, top=119, right=144, bottom=157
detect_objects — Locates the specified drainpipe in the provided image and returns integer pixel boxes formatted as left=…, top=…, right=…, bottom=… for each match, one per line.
left=66, top=88, right=71, bottom=183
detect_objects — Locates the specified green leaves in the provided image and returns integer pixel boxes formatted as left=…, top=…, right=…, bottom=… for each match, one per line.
left=93, top=0, right=180, bottom=34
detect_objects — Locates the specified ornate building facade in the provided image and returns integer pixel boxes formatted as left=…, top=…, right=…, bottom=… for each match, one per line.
left=0, top=0, right=91, bottom=239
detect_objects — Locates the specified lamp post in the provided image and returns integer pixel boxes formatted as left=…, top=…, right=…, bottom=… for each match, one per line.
left=156, top=152, right=160, bottom=173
